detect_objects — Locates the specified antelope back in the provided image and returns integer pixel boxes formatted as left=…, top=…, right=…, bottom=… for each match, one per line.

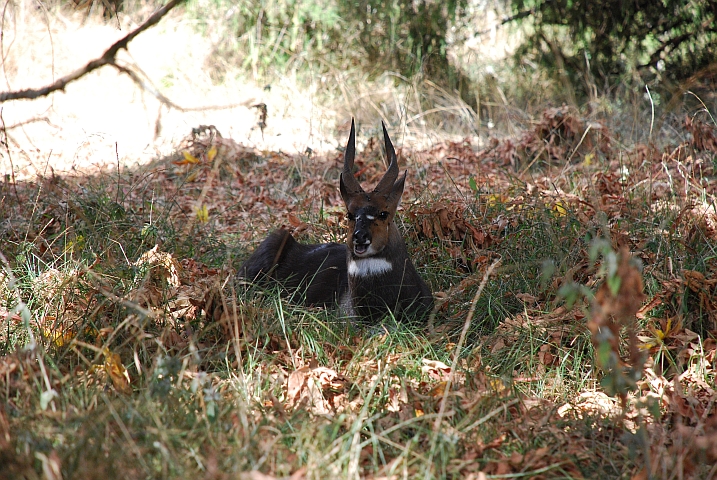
left=238, top=229, right=348, bottom=306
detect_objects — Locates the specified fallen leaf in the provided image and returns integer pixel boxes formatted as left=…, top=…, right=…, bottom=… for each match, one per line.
left=103, top=349, right=131, bottom=395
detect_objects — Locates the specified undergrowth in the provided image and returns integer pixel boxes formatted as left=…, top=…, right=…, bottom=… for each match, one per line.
left=3, top=99, right=717, bottom=478
left=1, top=1, right=717, bottom=478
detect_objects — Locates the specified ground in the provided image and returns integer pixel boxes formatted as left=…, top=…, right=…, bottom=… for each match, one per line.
left=1, top=4, right=717, bottom=480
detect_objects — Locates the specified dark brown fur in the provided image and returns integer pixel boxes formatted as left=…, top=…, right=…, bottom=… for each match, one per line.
left=239, top=120, right=433, bottom=323
left=339, top=121, right=433, bottom=322
left=238, top=229, right=348, bottom=306
left=343, top=224, right=433, bottom=323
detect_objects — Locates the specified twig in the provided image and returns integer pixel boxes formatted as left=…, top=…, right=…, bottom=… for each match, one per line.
left=0, top=108, right=19, bottom=201
left=3, top=116, right=56, bottom=130
left=0, top=0, right=186, bottom=103
left=111, top=62, right=186, bottom=111
left=111, top=62, right=253, bottom=113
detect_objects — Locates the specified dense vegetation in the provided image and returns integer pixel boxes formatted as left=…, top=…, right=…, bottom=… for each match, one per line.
left=188, top=0, right=717, bottom=100
left=1, top=0, right=717, bottom=478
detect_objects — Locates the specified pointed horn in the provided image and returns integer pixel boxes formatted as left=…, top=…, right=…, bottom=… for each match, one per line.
left=341, top=118, right=364, bottom=194
left=373, top=121, right=399, bottom=193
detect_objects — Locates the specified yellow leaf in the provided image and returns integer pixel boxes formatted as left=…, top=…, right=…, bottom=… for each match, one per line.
left=648, top=317, right=672, bottom=344
left=207, top=145, right=217, bottom=162
left=45, top=328, right=74, bottom=347
left=415, top=408, right=424, bottom=417
left=41, top=316, right=75, bottom=347
left=173, top=151, right=200, bottom=166
left=196, top=205, right=209, bottom=223
left=583, top=152, right=595, bottom=166
left=103, top=349, right=131, bottom=394
left=486, top=194, right=503, bottom=207
left=553, top=201, right=567, bottom=216
left=183, top=151, right=199, bottom=164
left=638, top=335, right=659, bottom=349
left=488, top=378, right=506, bottom=392
left=429, top=381, right=447, bottom=397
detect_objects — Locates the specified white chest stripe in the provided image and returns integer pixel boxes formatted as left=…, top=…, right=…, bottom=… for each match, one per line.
left=348, top=258, right=393, bottom=277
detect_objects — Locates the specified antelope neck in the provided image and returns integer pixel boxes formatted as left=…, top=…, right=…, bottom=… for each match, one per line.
left=348, top=257, right=393, bottom=277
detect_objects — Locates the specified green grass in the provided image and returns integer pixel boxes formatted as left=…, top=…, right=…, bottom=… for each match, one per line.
left=3, top=16, right=717, bottom=474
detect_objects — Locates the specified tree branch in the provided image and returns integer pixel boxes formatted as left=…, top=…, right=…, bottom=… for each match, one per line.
left=0, top=0, right=186, bottom=103
left=473, top=7, right=536, bottom=36
left=110, top=62, right=256, bottom=112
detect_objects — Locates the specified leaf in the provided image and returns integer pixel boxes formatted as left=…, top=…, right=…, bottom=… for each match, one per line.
left=429, top=381, right=447, bottom=397
left=597, top=341, right=615, bottom=370
left=207, top=145, right=218, bottom=162
left=40, top=315, right=75, bottom=347
left=540, top=259, right=556, bottom=287
left=558, top=282, right=582, bottom=309
left=515, top=293, right=538, bottom=304
left=288, top=213, right=302, bottom=227
left=553, top=201, right=567, bottom=216
left=607, top=275, right=622, bottom=296
left=486, top=194, right=502, bottom=207
left=286, top=366, right=310, bottom=405
left=206, top=400, right=217, bottom=421
left=173, top=151, right=200, bottom=165
left=421, top=359, right=451, bottom=381
left=195, top=205, right=209, bottom=223
left=104, top=349, right=132, bottom=394
left=285, top=365, right=349, bottom=414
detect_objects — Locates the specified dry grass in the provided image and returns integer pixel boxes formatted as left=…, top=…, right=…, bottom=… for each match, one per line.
left=2, top=2, right=717, bottom=479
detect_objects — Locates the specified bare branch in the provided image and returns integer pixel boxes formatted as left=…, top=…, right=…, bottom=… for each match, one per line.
left=0, top=109, right=20, bottom=201
left=110, top=62, right=257, bottom=112
left=0, top=0, right=186, bottom=103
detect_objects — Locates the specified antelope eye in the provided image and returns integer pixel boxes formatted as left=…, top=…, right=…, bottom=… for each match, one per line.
left=347, top=212, right=356, bottom=221
left=379, top=211, right=389, bottom=220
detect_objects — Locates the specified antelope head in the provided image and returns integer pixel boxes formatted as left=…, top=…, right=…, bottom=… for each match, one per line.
left=340, top=119, right=406, bottom=259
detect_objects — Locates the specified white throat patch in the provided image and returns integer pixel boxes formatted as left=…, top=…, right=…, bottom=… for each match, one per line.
left=348, top=258, right=393, bottom=277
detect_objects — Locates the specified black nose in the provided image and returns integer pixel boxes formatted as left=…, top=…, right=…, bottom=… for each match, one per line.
left=353, top=227, right=370, bottom=245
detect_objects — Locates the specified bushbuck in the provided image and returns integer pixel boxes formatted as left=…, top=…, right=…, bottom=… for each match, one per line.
left=239, top=120, right=433, bottom=323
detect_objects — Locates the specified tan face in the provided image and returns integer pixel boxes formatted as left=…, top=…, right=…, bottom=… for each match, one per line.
left=343, top=191, right=397, bottom=257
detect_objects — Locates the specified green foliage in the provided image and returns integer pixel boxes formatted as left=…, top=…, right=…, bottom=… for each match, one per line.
left=188, top=0, right=469, bottom=91
left=347, top=0, right=467, bottom=79
left=189, top=0, right=342, bottom=78
left=510, top=0, right=717, bottom=95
